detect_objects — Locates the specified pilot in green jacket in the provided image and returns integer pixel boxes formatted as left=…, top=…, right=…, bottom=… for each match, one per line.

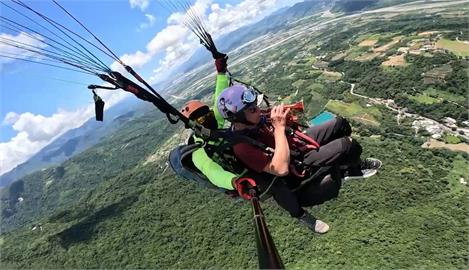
left=179, top=58, right=237, bottom=190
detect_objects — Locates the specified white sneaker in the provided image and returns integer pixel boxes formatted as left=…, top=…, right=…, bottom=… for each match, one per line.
left=313, top=219, right=330, bottom=234
left=342, top=158, right=382, bottom=182
left=298, top=212, right=330, bottom=234
left=343, top=169, right=378, bottom=181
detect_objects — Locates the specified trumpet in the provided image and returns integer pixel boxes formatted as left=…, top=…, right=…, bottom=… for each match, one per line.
left=260, top=101, right=304, bottom=113
left=261, top=101, right=305, bottom=126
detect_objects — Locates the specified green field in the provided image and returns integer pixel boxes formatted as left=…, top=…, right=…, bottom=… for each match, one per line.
left=424, top=88, right=467, bottom=104
left=355, top=32, right=396, bottom=44
left=344, top=46, right=372, bottom=60
left=444, top=134, right=462, bottom=144
left=407, top=93, right=441, bottom=105
left=326, top=100, right=381, bottom=125
left=436, top=39, right=469, bottom=57
left=319, top=71, right=342, bottom=81
left=446, top=154, right=469, bottom=195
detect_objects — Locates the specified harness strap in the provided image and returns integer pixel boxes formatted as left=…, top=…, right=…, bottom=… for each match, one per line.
left=292, top=129, right=320, bottom=149
left=180, top=142, right=204, bottom=160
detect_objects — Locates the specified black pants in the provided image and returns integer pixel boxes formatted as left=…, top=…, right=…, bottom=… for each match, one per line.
left=254, top=171, right=342, bottom=218
left=253, top=117, right=363, bottom=218
left=253, top=173, right=306, bottom=218
left=303, top=116, right=362, bottom=168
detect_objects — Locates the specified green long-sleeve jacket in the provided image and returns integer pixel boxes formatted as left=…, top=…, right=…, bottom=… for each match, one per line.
left=191, top=73, right=237, bottom=190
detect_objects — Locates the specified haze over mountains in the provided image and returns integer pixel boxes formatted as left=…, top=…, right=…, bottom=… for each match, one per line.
left=0, top=98, right=146, bottom=188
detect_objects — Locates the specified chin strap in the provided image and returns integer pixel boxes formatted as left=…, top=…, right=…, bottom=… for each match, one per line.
left=230, top=110, right=259, bottom=126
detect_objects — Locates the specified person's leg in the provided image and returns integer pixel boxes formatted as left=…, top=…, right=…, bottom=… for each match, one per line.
left=253, top=174, right=330, bottom=233
left=303, top=137, right=362, bottom=168
left=296, top=168, right=342, bottom=207
left=252, top=174, right=304, bottom=218
left=305, top=116, right=352, bottom=145
left=304, top=116, right=381, bottom=180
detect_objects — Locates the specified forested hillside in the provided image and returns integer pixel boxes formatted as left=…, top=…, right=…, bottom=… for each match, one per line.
left=1, top=1, right=468, bottom=269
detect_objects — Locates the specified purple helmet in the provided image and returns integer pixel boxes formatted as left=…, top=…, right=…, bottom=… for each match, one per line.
left=217, top=84, right=257, bottom=121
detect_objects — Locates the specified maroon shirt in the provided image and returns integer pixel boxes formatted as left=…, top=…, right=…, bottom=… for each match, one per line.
left=233, top=125, right=275, bottom=173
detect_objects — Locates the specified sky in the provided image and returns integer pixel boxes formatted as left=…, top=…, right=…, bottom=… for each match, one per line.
left=0, top=0, right=304, bottom=175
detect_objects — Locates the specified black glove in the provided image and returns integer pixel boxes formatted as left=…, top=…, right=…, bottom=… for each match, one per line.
left=215, top=55, right=228, bottom=73
left=233, top=177, right=257, bottom=200
left=211, top=50, right=226, bottom=60
left=93, top=90, right=104, bottom=121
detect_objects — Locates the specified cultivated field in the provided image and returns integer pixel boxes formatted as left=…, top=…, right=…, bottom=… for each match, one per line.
left=326, top=100, right=380, bottom=126
left=358, top=39, right=377, bottom=47
left=373, top=36, right=402, bottom=52
left=422, top=139, right=469, bottom=154
left=407, top=93, right=441, bottom=105
left=436, top=39, right=469, bottom=57
left=382, top=54, right=407, bottom=66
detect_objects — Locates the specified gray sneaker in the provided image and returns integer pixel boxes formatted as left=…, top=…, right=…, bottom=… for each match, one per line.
left=298, top=211, right=330, bottom=234
left=343, top=158, right=382, bottom=182
left=361, top=158, right=382, bottom=170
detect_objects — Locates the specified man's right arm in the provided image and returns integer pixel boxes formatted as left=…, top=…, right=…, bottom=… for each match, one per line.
left=264, top=105, right=290, bottom=176
left=264, top=126, right=290, bottom=176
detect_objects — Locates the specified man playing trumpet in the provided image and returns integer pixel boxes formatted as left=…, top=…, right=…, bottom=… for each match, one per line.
left=216, top=84, right=382, bottom=234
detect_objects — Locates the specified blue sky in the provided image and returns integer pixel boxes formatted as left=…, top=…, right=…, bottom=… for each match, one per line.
left=0, top=0, right=303, bottom=175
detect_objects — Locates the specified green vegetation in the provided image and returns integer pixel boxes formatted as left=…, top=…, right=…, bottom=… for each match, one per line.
left=332, top=52, right=468, bottom=122
left=444, top=134, right=462, bottom=144
left=356, top=33, right=380, bottom=43
left=436, top=38, right=469, bottom=57
left=326, top=100, right=381, bottom=126
left=318, top=71, right=342, bottom=81
left=407, top=93, right=440, bottom=105
left=445, top=154, right=469, bottom=195
left=344, top=45, right=372, bottom=61
left=327, top=100, right=365, bottom=115
left=1, top=133, right=467, bottom=269
left=424, top=87, right=467, bottom=104
left=1, top=2, right=468, bottom=269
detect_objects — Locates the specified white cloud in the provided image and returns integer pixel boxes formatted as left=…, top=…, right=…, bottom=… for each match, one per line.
left=0, top=90, right=128, bottom=175
left=137, top=14, right=156, bottom=31
left=147, top=24, right=188, bottom=52
left=2, top=112, right=19, bottom=125
left=0, top=132, right=46, bottom=173
left=152, top=0, right=297, bottom=75
left=110, top=24, right=189, bottom=73
left=0, top=107, right=92, bottom=175
left=129, top=0, right=150, bottom=11
left=0, top=32, right=47, bottom=64
left=111, top=50, right=152, bottom=71
left=114, top=0, right=305, bottom=82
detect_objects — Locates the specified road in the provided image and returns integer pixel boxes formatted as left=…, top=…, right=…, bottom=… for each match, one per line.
left=348, top=82, right=469, bottom=140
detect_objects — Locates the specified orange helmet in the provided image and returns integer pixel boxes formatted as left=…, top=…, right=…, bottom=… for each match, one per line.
left=180, top=100, right=209, bottom=119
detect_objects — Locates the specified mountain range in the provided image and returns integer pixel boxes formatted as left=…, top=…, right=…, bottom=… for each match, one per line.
left=0, top=97, right=147, bottom=189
